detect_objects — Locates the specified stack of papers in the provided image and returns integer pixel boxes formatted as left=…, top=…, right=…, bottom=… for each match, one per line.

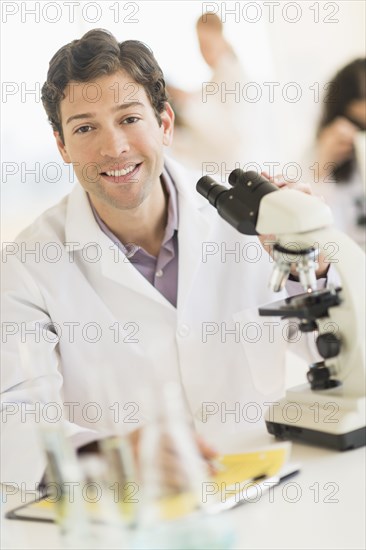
left=6, top=442, right=299, bottom=523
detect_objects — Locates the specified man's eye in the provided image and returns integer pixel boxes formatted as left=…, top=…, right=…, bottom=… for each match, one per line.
left=75, top=125, right=93, bottom=134
left=123, top=117, right=139, bottom=124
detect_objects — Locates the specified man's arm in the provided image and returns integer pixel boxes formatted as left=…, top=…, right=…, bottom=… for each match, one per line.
left=1, top=252, right=101, bottom=489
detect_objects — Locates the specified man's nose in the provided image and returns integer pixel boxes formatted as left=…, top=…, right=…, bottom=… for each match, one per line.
left=99, top=128, right=130, bottom=158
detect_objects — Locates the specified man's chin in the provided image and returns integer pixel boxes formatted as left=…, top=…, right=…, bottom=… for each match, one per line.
left=96, top=190, right=148, bottom=212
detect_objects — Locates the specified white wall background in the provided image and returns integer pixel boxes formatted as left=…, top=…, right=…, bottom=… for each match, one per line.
left=1, top=0, right=365, bottom=241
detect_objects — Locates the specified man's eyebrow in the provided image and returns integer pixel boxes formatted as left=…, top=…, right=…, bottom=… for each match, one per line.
left=114, top=101, right=144, bottom=113
left=65, top=102, right=144, bottom=125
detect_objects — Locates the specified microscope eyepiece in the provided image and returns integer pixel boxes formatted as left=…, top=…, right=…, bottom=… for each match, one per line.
left=196, top=169, right=278, bottom=235
left=228, top=169, right=263, bottom=187
left=229, top=169, right=278, bottom=197
left=196, top=175, right=228, bottom=207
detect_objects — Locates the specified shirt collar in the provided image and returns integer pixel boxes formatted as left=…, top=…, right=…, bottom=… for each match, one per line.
left=161, top=164, right=179, bottom=242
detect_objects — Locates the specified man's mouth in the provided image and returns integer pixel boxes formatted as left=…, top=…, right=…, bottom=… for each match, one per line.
left=100, top=163, right=142, bottom=184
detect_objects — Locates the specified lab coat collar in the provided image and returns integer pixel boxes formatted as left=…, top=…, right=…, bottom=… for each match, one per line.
left=65, top=183, right=102, bottom=250
left=164, top=157, right=212, bottom=310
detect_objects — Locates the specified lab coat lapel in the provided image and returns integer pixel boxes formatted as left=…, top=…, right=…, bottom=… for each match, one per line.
left=166, top=159, right=211, bottom=310
left=65, top=184, right=175, bottom=310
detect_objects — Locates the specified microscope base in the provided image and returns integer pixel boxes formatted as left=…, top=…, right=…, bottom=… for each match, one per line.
left=265, top=386, right=366, bottom=450
left=266, top=421, right=366, bottom=451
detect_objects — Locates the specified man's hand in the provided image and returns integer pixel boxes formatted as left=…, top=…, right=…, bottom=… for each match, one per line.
left=258, top=172, right=329, bottom=279
left=129, top=428, right=218, bottom=492
left=78, top=429, right=217, bottom=493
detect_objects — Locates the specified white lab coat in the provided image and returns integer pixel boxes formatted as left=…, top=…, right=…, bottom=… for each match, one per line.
left=2, top=158, right=307, bottom=488
left=313, top=170, right=366, bottom=250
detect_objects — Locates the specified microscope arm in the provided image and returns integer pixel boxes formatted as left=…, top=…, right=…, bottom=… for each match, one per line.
left=196, top=170, right=366, bottom=448
left=257, top=189, right=366, bottom=398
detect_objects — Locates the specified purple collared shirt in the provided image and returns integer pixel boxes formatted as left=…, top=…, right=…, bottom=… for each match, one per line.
left=90, top=167, right=179, bottom=307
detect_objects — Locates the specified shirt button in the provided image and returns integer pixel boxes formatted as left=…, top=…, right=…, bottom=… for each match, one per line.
left=178, top=324, right=190, bottom=337
left=155, top=269, right=164, bottom=278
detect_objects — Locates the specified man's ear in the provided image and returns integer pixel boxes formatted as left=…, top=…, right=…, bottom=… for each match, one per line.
left=54, top=131, right=71, bottom=163
left=161, top=103, right=175, bottom=146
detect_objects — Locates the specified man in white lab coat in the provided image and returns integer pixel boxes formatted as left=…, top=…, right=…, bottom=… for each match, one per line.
left=1, top=29, right=330, bottom=488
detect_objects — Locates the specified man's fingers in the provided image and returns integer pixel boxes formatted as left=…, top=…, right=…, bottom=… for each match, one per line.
left=272, top=178, right=313, bottom=195
left=260, top=171, right=312, bottom=195
left=195, top=435, right=219, bottom=475
left=130, top=428, right=220, bottom=488
left=195, top=434, right=217, bottom=460
left=260, top=171, right=272, bottom=181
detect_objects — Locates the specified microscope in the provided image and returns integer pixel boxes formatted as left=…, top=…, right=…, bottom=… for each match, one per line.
left=197, top=170, right=365, bottom=451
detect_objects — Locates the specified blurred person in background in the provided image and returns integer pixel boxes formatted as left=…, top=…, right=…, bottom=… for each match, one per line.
left=168, top=13, right=252, bottom=180
left=308, top=58, right=366, bottom=248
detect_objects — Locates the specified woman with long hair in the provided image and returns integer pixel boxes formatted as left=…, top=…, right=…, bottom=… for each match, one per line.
left=312, top=58, right=366, bottom=247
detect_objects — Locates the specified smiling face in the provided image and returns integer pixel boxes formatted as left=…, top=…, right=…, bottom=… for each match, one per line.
left=55, top=71, right=174, bottom=212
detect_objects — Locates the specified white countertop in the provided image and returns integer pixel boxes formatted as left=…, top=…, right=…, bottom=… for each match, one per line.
left=2, top=430, right=365, bottom=550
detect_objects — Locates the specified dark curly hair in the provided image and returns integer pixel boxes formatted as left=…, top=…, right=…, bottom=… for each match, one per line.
left=318, top=58, right=366, bottom=182
left=41, top=29, right=168, bottom=143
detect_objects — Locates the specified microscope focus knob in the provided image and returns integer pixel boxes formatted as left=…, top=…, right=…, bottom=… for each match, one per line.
left=307, top=362, right=330, bottom=389
left=299, top=320, right=318, bottom=332
left=316, top=333, right=341, bottom=359
left=306, top=361, right=340, bottom=390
